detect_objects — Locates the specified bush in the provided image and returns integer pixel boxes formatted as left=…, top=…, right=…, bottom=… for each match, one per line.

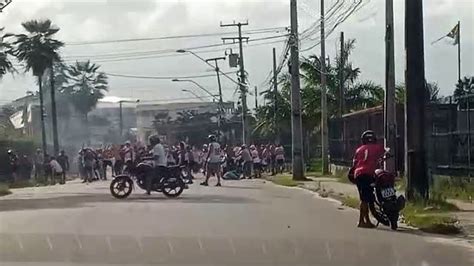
left=433, top=176, right=474, bottom=202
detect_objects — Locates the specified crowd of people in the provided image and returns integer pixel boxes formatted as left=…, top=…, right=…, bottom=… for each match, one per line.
left=74, top=136, right=287, bottom=186
left=6, top=148, right=69, bottom=184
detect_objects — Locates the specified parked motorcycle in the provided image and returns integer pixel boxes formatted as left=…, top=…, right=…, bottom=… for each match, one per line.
left=369, top=150, right=406, bottom=230
left=110, top=157, right=186, bottom=199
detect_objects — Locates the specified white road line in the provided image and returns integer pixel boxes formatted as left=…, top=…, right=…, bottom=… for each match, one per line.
left=325, top=242, right=332, bottom=261
left=15, top=235, right=24, bottom=251
left=46, top=236, right=53, bottom=251
left=74, top=235, right=82, bottom=250
left=135, top=237, right=143, bottom=253
left=167, top=240, right=174, bottom=255
left=261, top=242, right=267, bottom=255
left=106, top=236, right=113, bottom=252
left=228, top=238, right=236, bottom=255
left=197, top=237, right=205, bottom=254
left=291, top=240, right=299, bottom=257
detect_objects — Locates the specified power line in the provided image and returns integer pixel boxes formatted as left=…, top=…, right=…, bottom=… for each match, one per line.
left=66, top=26, right=289, bottom=46
left=104, top=71, right=237, bottom=80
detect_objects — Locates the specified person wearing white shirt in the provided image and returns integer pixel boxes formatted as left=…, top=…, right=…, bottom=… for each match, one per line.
left=146, top=135, right=166, bottom=195
left=49, top=157, right=63, bottom=184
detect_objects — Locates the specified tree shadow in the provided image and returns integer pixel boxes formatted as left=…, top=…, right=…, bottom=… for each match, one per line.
left=0, top=192, right=259, bottom=212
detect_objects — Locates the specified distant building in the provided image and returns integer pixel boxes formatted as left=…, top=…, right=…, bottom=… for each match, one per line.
left=136, top=101, right=237, bottom=145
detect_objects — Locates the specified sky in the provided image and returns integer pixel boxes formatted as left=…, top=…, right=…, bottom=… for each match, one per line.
left=0, top=0, right=473, bottom=106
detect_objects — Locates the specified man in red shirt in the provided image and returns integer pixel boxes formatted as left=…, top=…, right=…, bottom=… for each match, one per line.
left=352, top=130, right=384, bottom=228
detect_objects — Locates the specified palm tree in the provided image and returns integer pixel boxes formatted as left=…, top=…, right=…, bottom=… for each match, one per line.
left=0, top=27, right=14, bottom=78
left=13, top=19, right=64, bottom=156
left=64, top=60, right=108, bottom=142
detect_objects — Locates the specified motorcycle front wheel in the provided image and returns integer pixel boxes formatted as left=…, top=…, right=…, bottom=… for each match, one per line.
left=162, top=177, right=185, bottom=198
left=110, top=176, right=133, bottom=199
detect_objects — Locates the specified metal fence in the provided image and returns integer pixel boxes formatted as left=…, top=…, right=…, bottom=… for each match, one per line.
left=328, top=96, right=473, bottom=177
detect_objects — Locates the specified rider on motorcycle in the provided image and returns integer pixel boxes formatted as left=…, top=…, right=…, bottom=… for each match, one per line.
left=147, top=134, right=166, bottom=195
left=352, top=130, right=384, bottom=228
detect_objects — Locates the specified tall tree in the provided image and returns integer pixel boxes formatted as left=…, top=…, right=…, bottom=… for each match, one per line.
left=13, top=19, right=64, bottom=156
left=0, top=28, right=14, bottom=78
left=64, top=60, right=108, bottom=142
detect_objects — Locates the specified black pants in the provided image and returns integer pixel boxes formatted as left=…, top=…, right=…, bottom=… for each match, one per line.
left=147, top=166, right=167, bottom=194
left=356, top=174, right=375, bottom=203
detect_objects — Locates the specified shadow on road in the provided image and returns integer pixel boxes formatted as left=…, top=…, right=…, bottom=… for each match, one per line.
left=0, top=192, right=259, bottom=212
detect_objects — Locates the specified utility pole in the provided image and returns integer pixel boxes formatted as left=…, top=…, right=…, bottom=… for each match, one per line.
left=273, top=47, right=279, bottom=144
left=205, top=56, right=226, bottom=137
left=49, top=65, right=59, bottom=156
left=385, top=0, right=397, bottom=173
left=119, top=101, right=123, bottom=139
left=457, top=21, right=461, bottom=82
left=338, top=31, right=345, bottom=117
left=405, top=0, right=428, bottom=200
left=38, top=76, right=47, bottom=158
left=221, top=21, right=249, bottom=144
left=321, top=0, right=329, bottom=175
left=254, top=86, right=258, bottom=110
left=290, top=0, right=305, bottom=180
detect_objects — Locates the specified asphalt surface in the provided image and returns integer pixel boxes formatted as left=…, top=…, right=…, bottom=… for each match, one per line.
left=0, top=177, right=473, bottom=266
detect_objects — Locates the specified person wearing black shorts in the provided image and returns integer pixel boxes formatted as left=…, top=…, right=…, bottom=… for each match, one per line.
left=352, top=130, right=384, bottom=228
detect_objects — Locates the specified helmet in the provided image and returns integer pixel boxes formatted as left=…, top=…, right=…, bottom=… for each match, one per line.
left=7, top=149, right=13, bottom=154
left=208, top=134, right=216, bottom=142
left=361, top=130, right=376, bottom=144
left=148, top=134, right=160, bottom=146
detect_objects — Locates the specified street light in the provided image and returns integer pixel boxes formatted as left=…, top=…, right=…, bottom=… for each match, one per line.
left=181, top=89, right=206, bottom=102
left=176, top=49, right=246, bottom=88
left=172, top=79, right=219, bottom=101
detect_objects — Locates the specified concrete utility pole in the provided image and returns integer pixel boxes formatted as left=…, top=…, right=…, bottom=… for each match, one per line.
left=221, top=21, right=249, bottom=144
left=320, top=0, right=329, bottom=174
left=254, top=86, right=258, bottom=110
left=49, top=65, right=59, bottom=156
left=290, top=0, right=305, bottom=180
left=338, top=31, right=345, bottom=118
left=273, top=47, right=279, bottom=143
left=38, top=77, right=47, bottom=158
left=384, top=0, right=397, bottom=173
left=405, top=0, right=429, bottom=200
left=205, top=56, right=226, bottom=136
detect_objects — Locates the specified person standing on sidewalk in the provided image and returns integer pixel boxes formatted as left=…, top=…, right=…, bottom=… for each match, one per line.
left=351, top=130, right=384, bottom=228
left=239, top=145, right=253, bottom=179
left=275, top=144, right=285, bottom=174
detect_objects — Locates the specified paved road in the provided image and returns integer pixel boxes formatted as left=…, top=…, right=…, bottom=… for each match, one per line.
left=0, top=178, right=472, bottom=266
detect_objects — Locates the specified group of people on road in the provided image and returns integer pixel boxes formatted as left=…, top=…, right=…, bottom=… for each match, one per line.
left=5, top=148, right=69, bottom=184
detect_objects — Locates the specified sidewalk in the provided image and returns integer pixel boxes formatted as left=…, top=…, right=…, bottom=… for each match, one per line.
left=297, top=175, right=474, bottom=238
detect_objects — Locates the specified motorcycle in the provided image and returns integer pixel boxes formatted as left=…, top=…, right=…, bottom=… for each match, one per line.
left=110, top=157, right=186, bottom=199
left=369, top=150, right=406, bottom=230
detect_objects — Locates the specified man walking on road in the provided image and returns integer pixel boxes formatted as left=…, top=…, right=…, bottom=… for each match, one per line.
left=201, top=134, right=222, bottom=187
left=239, top=144, right=253, bottom=179
left=57, top=150, right=69, bottom=184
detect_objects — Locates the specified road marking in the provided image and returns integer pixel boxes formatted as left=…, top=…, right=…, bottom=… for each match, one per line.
left=167, top=240, right=174, bottom=255
left=135, top=237, right=143, bottom=253
left=228, top=238, right=236, bottom=255
left=74, top=235, right=82, bottom=250
left=291, top=239, right=299, bottom=257
left=261, top=242, right=267, bottom=255
left=46, top=236, right=53, bottom=251
left=106, top=236, right=113, bottom=252
left=325, top=242, right=332, bottom=261
left=15, top=235, right=24, bottom=251
left=197, top=237, right=205, bottom=254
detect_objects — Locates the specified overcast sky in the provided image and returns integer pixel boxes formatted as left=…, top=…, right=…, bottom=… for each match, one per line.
left=0, top=0, right=473, bottom=106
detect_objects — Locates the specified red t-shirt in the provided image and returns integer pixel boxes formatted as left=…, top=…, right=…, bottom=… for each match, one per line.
left=353, top=143, right=384, bottom=178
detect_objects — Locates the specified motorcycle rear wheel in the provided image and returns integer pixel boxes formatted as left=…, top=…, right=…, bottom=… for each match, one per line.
left=110, top=177, right=133, bottom=199
left=162, top=178, right=185, bottom=198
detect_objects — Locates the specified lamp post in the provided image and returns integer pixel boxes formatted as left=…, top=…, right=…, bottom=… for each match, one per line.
left=119, top=99, right=140, bottom=138
left=181, top=89, right=206, bottom=102
left=172, top=79, right=218, bottom=100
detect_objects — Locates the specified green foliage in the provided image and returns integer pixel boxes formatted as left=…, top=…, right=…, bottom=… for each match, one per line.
left=402, top=201, right=461, bottom=234
left=0, top=183, right=11, bottom=196
left=63, top=60, right=108, bottom=117
left=342, top=196, right=360, bottom=209
left=0, top=27, right=15, bottom=78
left=12, top=19, right=63, bottom=77
left=432, top=176, right=474, bottom=202
left=271, top=174, right=299, bottom=187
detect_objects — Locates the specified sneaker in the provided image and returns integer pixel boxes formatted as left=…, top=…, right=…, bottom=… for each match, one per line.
left=200, top=182, right=208, bottom=186
left=215, top=183, right=222, bottom=187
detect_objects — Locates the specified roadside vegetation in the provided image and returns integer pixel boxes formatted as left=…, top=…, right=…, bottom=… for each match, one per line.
left=0, top=183, right=12, bottom=196
left=269, top=174, right=300, bottom=187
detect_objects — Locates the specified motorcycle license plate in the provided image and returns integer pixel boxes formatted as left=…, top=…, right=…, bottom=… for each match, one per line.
left=381, top=188, right=396, bottom=198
